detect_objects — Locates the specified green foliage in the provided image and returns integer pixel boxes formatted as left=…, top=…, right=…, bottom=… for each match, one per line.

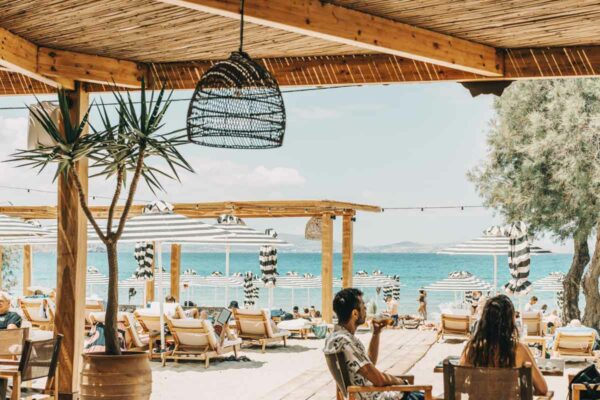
left=1, top=246, right=19, bottom=291
left=9, top=81, right=193, bottom=195
left=469, top=79, right=600, bottom=240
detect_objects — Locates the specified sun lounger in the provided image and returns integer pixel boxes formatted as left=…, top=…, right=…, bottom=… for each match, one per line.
left=19, top=298, right=54, bottom=331
left=442, top=359, right=553, bottom=399
left=89, top=312, right=149, bottom=352
left=552, top=331, right=597, bottom=362
left=326, top=351, right=433, bottom=400
left=439, top=314, right=471, bottom=342
left=277, top=318, right=312, bottom=339
left=233, top=309, right=289, bottom=353
left=162, top=316, right=242, bottom=368
left=84, top=301, right=104, bottom=331
left=522, top=311, right=544, bottom=337
left=134, top=309, right=165, bottom=359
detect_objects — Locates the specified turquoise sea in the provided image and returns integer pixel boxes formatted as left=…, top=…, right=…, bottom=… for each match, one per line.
left=9, top=251, right=573, bottom=316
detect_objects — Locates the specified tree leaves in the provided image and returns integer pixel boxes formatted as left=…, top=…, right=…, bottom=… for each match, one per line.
left=469, top=79, right=600, bottom=241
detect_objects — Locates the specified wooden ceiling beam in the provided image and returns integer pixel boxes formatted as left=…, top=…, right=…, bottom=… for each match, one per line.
left=0, top=27, right=73, bottom=89
left=0, top=200, right=381, bottom=220
left=156, top=0, right=502, bottom=77
left=38, top=48, right=145, bottom=88
left=0, top=26, right=144, bottom=90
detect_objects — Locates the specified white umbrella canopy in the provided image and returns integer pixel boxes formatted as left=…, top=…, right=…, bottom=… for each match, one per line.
left=438, top=225, right=551, bottom=292
left=423, top=271, right=492, bottom=292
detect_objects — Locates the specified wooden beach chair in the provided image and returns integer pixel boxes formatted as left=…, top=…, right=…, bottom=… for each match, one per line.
left=552, top=331, right=597, bottom=362
left=19, top=299, right=54, bottom=331
left=233, top=309, right=289, bottom=353
left=134, top=309, right=164, bottom=359
left=84, top=301, right=104, bottom=331
left=522, top=311, right=544, bottom=337
left=442, top=360, right=553, bottom=399
left=162, top=316, right=242, bottom=368
left=439, top=314, right=471, bottom=342
left=325, top=351, right=433, bottom=400
left=0, top=335, right=62, bottom=400
left=0, top=328, right=29, bottom=360
left=89, top=312, right=149, bottom=352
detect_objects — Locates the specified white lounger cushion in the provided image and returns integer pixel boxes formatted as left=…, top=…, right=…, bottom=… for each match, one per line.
left=277, top=319, right=311, bottom=331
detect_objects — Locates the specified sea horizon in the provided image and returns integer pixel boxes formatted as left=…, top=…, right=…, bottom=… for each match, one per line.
left=9, top=251, right=574, bottom=317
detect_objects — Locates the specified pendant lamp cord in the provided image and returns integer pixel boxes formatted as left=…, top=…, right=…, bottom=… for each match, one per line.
left=239, top=0, right=245, bottom=53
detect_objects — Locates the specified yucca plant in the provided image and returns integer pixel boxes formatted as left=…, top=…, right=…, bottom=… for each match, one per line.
left=9, top=81, right=193, bottom=355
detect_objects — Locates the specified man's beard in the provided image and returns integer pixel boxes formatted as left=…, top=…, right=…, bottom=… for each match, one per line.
left=356, top=315, right=366, bottom=326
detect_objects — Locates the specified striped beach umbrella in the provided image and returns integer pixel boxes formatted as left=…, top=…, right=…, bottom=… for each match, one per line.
left=504, top=222, right=532, bottom=296
left=533, top=271, right=566, bottom=311
left=243, top=272, right=258, bottom=308
left=532, top=272, right=565, bottom=292
left=133, top=242, right=154, bottom=281
left=423, top=271, right=492, bottom=292
left=438, top=224, right=551, bottom=292
left=0, top=215, right=48, bottom=239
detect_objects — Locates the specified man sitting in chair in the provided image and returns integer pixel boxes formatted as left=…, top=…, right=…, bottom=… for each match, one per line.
left=323, top=288, right=423, bottom=400
left=0, top=292, right=21, bottom=329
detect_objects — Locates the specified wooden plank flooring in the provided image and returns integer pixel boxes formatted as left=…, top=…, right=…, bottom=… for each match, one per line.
left=260, top=329, right=438, bottom=400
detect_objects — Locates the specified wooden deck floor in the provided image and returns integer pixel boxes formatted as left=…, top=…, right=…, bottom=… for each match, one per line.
left=260, top=329, right=438, bottom=400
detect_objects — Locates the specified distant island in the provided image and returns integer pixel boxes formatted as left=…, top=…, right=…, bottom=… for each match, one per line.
left=73, top=233, right=449, bottom=254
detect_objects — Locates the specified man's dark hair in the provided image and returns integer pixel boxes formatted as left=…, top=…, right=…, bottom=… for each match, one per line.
left=333, top=288, right=363, bottom=324
left=228, top=300, right=239, bottom=309
left=293, top=306, right=299, bottom=312
left=531, top=296, right=538, bottom=302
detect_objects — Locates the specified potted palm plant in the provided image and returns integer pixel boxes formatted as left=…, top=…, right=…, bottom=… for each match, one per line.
left=10, top=81, right=192, bottom=399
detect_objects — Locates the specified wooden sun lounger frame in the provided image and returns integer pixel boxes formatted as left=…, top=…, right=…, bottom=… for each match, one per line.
left=233, top=309, right=288, bottom=353
left=439, top=314, right=471, bottom=342
left=552, top=331, right=597, bottom=361
left=19, top=299, right=54, bottom=331
left=133, top=311, right=164, bottom=360
left=162, top=318, right=241, bottom=368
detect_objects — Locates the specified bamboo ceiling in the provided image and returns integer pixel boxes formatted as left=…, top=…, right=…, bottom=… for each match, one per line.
left=327, top=0, right=600, bottom=48
left=1, top=0, right=600, bottom=95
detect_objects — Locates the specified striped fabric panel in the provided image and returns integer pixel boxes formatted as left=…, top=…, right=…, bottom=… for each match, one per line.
left=259, top=245, right=278, bottom=286
left=504, top=222, right=532, bottom=296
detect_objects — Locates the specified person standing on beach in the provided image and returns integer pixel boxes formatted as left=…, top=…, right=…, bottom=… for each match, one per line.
left=417, top=290, right=427, bottom=321
left=323, top=288, right=424, bottom=399
left=384, top=295, right=399, bottom=327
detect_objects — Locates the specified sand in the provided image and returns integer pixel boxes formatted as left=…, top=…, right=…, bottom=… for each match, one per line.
left=150, top=330, right=583, bottom=400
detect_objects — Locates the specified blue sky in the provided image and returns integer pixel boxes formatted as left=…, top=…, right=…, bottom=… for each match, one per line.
left=0, top=83, right=572, bottom=251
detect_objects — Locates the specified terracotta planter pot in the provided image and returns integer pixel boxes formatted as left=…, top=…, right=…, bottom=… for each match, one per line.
left=80, top=352, right=152, bottom=400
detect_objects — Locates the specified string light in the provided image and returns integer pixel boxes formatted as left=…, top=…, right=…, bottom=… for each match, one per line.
left=0, top=85, right=365, bottom=112
left=382, top=205, right=484, bottom=211
left=0, top=185, right=150, bottom=202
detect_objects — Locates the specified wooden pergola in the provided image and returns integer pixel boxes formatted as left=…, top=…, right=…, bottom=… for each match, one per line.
left=1, top=1, right=599, bottom=397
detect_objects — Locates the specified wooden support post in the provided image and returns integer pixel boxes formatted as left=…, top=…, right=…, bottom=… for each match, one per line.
left=55, top=83, right=88, bottom=400
left=145, top=241, right=156, bottom=304
left=342, top=215, right=354, bottom=289
left=321, top=214, right=334, bottom=323
left=170, top=244, right=181, bottom=301
left=22, top=245, right=32, bottom=296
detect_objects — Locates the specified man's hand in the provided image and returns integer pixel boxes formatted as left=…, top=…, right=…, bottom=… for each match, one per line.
left=372, top=319, right=387, bottom=335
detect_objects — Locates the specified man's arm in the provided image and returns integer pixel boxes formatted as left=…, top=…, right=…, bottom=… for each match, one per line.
left=358, top=364, right=405, bottom=387
left=368, top=320, right=386, bottom=365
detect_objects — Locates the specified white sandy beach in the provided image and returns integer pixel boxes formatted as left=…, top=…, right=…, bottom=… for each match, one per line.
left=150, top=329, right=583, bottom=400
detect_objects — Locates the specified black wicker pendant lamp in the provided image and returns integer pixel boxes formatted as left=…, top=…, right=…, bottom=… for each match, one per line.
left=186, top=0, right=286, bottom=149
